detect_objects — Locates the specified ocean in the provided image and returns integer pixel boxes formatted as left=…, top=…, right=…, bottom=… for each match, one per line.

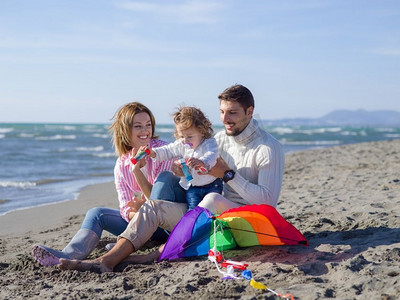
left=1, top=123, right=399, bottom=216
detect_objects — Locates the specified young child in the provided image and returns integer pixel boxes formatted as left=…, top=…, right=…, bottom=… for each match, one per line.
left=148, top=106, right=222, bottom=210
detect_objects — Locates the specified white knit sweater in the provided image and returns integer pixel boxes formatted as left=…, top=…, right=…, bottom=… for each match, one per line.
left=215, top=118, right=284, bottom=207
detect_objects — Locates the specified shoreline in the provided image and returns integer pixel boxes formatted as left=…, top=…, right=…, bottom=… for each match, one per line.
left=0, top=181, right=117, bottom=237
left=1, top=139, right=399, bottom=299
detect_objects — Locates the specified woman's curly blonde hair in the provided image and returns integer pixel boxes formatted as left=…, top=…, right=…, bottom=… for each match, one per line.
left=173, top=106, right=213, bottom=139
left=109, top=102, right=158, bottom=157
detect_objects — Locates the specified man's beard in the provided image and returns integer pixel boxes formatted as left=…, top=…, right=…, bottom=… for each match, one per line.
left=225, top=126, right=244, bottom=136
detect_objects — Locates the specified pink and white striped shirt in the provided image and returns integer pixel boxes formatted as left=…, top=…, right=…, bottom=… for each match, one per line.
left=114, top=139, right=173, bottom=222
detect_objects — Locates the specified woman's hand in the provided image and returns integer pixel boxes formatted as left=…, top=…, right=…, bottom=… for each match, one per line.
left=171, top=160, right=184, bottom=177
left=127, top=194, right=147, bottom=220
left=130, top=147, right=147, bottom=173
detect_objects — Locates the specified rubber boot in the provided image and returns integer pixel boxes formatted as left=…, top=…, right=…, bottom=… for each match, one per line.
left=32, top=228, right=99, bottom=267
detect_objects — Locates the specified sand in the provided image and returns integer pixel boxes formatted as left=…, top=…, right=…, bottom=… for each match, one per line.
left=1, top=140, right=399, bottom=299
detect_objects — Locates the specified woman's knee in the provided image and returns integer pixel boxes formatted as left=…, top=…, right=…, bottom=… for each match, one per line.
left=85, top=207, right=104, bottom=221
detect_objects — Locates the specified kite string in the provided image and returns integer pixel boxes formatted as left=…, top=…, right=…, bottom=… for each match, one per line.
left=211, top=218, right=294, bottom=300
left=209, top=218, right=238, bottom=279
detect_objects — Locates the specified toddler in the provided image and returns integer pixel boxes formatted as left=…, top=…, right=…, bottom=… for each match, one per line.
left=148, top=106, right=222, bottom=210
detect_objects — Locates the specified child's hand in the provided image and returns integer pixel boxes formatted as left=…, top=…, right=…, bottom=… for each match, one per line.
left=147, top=147, right=156, bottom=158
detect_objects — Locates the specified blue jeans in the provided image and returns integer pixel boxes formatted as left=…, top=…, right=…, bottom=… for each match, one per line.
left=186, top=178, right=223, bottom=210
left=149, top=171, right=187, bottom=203
left=81, top=171, right=186, bottom=243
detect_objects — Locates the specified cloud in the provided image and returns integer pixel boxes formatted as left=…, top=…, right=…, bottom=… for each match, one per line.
left=116, top=0, right=224, bottom=24
left=372, top=48, right=400, bottom=56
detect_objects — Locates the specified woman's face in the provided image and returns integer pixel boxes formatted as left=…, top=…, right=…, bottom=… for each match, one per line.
left=131, top=112, right=153, bottom=149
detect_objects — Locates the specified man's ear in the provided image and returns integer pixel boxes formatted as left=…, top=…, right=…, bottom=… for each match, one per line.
left=246, top=106, right=254, bottom=117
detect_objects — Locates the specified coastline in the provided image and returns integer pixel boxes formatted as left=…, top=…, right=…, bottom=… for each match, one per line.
left=1, top=140, right=399, bottom=299
left=0, top=181, right=117, bottom=237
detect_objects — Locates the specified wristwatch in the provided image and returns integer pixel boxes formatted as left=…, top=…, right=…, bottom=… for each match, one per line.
left=222, top=170, right=235, bottom=183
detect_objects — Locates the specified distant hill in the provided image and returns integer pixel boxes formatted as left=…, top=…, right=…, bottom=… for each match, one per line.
left=262, top=109, right=400, bottom=126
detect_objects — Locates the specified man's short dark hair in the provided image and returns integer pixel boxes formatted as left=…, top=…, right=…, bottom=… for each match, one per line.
left=218, top=84, right=255, bottom=111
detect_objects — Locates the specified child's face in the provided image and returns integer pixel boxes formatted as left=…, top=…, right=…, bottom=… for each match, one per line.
left=176, top=125, right=204, bottom=149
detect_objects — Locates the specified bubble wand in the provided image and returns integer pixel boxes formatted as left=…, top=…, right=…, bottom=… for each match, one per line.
left=130, top=148, right=151, bottom=165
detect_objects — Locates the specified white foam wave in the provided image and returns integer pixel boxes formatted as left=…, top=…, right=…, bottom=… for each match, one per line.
left=75, top=146, right=104, bottom=152
left=36, top=135, right=76, bottom=140
left=93, top=152, right=115, bottom=158
left=282, top=140, right=341, bottom=146
left=299, top=127, right=343, bottom=135
left=19, top=133, right=35, bottom=138
left=340, top=131, right=357, bottom=136
left=44, top=125, right=76, bottom=131
left=271, top=127, right=294, bottom=134
left=157, top=128, right=175, bottom=133
left=375, top=128, right=396, bottom=132
left=0, top=134, right=4, bottom=139
left=384, top=134, right=400, bottom=138
left=0, top=128, right=14, bottom=133
left=93, top=134, right=109, bottom=139
left=0, top=181, right=37, bottom=188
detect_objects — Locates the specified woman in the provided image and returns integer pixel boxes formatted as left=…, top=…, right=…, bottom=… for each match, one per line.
left=32, top=102, right=186, bottom=266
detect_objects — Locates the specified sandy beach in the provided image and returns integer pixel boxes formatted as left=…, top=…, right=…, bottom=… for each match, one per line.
left=1, top=140, right=399, bottom=299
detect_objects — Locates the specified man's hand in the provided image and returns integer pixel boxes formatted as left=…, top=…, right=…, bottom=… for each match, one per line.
left=186, top=157, right=206, bottom=170
left=204, top=156, right=231, bottom=178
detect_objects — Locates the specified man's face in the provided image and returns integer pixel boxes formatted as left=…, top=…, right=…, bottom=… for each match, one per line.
left=219, top=100, right=253, bottom=136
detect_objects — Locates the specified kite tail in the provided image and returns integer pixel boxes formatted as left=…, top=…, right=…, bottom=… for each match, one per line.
left=210, top=218, right=296, bottom=300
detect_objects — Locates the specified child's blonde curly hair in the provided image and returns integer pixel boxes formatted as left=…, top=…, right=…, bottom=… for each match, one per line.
left=173, top=106, right=213, bottom=139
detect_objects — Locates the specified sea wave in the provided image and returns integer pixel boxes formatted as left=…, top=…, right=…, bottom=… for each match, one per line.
left=375, top=127, right=396, bottom=132
left=282, top=140, right=342, bottom=146
left=93, top=134, right=109, bottom=139
left=157, top=128, right=175, bottom=133
left=298, top=127, right=343, bottom=135
left=384, top=134, right=400, bottom=138
left=82, top=125, right=105, bottom=132
left=0, top=134, right=4, bottom=139
left=19, top=133, right=35, bottom=138
left=44, top=125, right=76, bottom=131
left=340, top=131, right=358, bottom=136
left=36, top=135, right=76, bottom=140
left=0, top=128, right=14, bottom=133
left=36, top=179, right=69, bottom=185
left=93, top=153, right=115, bottom=158
left=0, top=181, right=37, bottom=188
left=75, top=146, right=104, bottom=152
left=270, top=127, right=295, bottom=134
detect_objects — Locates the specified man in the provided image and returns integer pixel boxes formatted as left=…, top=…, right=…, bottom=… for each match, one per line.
left=59, top=84, right=285, bottom=272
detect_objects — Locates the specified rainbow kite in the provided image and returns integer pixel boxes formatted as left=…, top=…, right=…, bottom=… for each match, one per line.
left=159, top=204, right=308, bottom=261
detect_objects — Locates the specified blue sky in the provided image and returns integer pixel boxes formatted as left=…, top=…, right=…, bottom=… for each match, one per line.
left=0, top=0, right=399, bottom=124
